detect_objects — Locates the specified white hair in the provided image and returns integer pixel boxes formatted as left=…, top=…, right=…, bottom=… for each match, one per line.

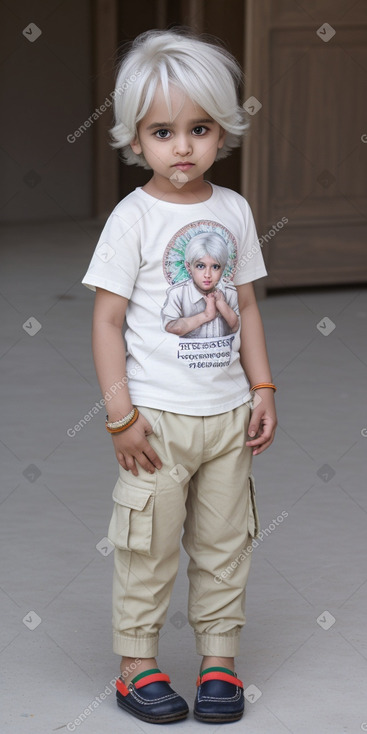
left=185, top=232, right=229, bottom=269
left=110, top=28, right=249, bottom=169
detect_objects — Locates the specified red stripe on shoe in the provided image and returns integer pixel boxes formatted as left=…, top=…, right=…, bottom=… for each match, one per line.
left=199, top=671, right=244, bottom=688
left=115, top=678, right=129, bottom=696
left=134, top=673, right=171, bottom=689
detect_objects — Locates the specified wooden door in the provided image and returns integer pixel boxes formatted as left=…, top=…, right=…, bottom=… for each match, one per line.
left=243, top=0, right=367, bottom=290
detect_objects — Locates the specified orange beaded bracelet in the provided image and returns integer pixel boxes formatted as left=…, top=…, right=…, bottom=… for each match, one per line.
left=105, top=407, right=139, bottom=434
left=250, top=382, right=277, bottom=392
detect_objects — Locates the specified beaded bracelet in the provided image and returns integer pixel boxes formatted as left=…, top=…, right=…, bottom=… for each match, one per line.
left=106, top=407, right=135, bottom=429
left=105, top=407, right=139, bottom=434
left=250, top=382, right=277, bottom=392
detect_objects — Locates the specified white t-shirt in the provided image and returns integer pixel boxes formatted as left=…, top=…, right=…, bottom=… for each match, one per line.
left=82, top=183, right=267, bottom=416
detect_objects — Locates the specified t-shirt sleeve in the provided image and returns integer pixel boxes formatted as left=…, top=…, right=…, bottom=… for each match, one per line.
left=160, top=286, right=183, bottom=329
left=232, top=199, right=268, bottom=285
left=225, top=286, right=240, bottom=315
left=81, top=212, right=141, bottom=298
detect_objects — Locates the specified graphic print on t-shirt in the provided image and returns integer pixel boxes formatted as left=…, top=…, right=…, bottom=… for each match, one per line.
left=160, top=221, right=240, bottom=370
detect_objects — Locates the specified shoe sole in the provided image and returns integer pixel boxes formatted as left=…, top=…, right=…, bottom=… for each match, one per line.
left=117, top=698, right=189, bottom=724
left=194, top=709, right=244, bottom=723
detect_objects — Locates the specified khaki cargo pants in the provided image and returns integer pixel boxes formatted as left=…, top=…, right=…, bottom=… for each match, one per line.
left=107, top=401, right=260, bottom=659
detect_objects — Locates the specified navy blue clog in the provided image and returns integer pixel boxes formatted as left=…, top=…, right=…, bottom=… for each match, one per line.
left=115, top=668, right=189, bottom=724
left=194, top=666, right=244, bottom=722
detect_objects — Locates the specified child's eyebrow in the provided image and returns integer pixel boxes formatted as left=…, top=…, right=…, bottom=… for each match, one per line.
left=146, top=118, right=214, bottom=130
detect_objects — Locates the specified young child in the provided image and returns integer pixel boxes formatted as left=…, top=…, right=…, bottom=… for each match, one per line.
left=162, top=232, right=239, bottom=338
left=82, top=27, right=277, bottom=724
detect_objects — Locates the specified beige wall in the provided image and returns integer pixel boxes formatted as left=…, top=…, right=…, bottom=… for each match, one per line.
left=0, top=0, right=92, bottom=222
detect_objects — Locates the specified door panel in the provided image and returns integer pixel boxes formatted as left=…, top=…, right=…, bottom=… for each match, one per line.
left=243, top=0, right=367, bottom=289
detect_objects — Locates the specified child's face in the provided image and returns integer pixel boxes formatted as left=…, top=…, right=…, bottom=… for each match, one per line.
left=130, top=84, right=225, bottom=188
left=186, top=255, right=223, bottom=294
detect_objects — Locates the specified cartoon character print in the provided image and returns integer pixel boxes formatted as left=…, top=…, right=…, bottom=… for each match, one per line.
left=161, top=221, right=240, bottom=339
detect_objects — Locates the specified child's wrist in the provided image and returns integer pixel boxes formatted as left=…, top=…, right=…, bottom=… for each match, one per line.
left=105, top=402, right=135, bottom=424
left=201, top=311, right=212, bottom=324
left=106, top=406, right=139, bottom=434
left=250, top=382, right=277, bottom=393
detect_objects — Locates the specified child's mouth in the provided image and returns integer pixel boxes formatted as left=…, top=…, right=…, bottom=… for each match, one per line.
left=174, top=163, right=194, bottom=170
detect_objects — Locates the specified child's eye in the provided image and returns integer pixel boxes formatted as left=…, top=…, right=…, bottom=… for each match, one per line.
left=192, top=126, right=208, bottom=136
left=155, top=129, right=171, bottom=139
left=212, top=264, right=220, bottom=270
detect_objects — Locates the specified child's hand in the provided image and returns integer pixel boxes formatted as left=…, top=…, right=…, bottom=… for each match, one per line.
left=111, top=413, right=162, bottom=476
left=213, top=289, right=224, bottom=303
left=245, top=389, right=277, bottom=456
left=203, top=293, right=218, bottom=320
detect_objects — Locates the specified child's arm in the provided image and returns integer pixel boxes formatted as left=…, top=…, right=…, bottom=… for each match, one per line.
left=92, top=287, right=162, bottom=476
left=236, top=282, right=277, bottom=456
left=213, top=290, right=239, bottom=332
left=165, top=294, right=218, bottom=336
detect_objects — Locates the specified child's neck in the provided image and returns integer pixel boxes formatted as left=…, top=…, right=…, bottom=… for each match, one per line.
left=142, top=176, right=212, bottom=204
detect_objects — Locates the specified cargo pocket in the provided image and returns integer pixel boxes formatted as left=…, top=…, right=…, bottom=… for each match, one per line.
left=107, top=479, right=155, bottom=556
left=248, top=473, right=260, bottom=538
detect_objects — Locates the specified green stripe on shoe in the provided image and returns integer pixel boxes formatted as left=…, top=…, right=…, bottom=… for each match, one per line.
left=131, top=668, right=161, bottom=684
left=200, top=666, right=236, bottom=677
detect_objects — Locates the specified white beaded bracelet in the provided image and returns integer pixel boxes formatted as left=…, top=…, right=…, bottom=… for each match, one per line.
left=106, top=407, right=136, bottom=430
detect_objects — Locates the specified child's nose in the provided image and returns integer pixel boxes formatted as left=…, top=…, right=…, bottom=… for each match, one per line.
left=173, top=134, right=192, bottom=156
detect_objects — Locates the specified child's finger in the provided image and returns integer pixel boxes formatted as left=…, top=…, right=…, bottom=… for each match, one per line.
left=251, top=430, right=276, bottom=454
left=142, top=441, right=163, bottom=470
left=247, top=427, right=274, bottom=446
left=245, top=436, right=262, bottom=447
left=253, top=436, right=275, bottom=455
left=118, top=455, right=128, bottom=471
left=246, top=427, right=270, bottom=447
left=247, top=418, right=261, bottom=439
left=124, top=455, right=139, bottom=476
left=136, top=452, right=157, bottom=474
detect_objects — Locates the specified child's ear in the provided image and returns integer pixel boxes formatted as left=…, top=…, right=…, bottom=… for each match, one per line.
left=217, top=126, right=226, bottom=150
left=130, top=135, right=142, bottom=155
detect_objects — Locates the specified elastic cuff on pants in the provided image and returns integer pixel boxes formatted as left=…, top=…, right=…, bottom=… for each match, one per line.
left=195, top=631, right=241, bottom=657
left=113, top=631, right=159, bottom=658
